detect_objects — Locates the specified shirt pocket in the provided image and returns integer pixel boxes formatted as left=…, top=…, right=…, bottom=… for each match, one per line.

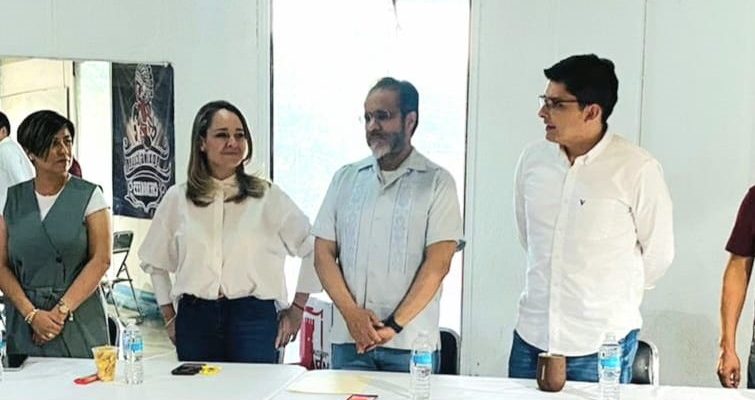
left=571, top=198, right=633, bottom=240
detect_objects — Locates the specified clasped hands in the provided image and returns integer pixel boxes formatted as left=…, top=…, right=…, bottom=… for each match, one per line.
left=344, top=307, right=396, bottom=353
left=30, top=308, right=67, bottom=345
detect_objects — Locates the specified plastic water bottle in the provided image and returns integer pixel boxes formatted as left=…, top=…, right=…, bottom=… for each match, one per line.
left=123, top=322, right=144, bottom=384
left=598, top=332, right=621, bottom=400
left=410, top=331, right=433, bottom=400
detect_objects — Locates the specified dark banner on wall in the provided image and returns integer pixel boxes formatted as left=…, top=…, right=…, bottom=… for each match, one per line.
left=112, top=63, right=175, bottom=219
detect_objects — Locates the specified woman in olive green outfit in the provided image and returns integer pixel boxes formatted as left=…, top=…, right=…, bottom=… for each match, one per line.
left=0, top=110, right=111, bottom=358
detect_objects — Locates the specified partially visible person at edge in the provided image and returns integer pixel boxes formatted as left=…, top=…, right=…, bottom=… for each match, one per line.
left=139, top=100, right=321, bottom=363
left=0, top=110, right=35, bottom=211
left=0, top=110, right=112, bottom=357
left=69, top=157, right=82, bottom=178
left=717, top=186, right=755, bottom=388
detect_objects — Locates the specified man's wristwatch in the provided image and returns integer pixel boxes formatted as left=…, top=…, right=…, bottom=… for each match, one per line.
left=382, top=314, right=403, bottom=334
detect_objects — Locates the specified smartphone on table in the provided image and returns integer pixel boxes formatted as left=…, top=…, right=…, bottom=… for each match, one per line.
left=171, top=362, right=205, bottom=376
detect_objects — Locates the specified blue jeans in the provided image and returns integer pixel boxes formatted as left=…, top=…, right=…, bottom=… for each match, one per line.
left=508, top=330, right=639, bottom=383
left=332, top=343, right=440, bottom=373
left=175, top=295, right=278, bottom=363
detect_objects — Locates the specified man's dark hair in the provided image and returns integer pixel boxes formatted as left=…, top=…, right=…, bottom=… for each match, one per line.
left=0, top=111, right=10, bottom=136
left=17, top=110, right=75, bottom=158
left=544, top=54, right=618, bottom=132
left=368, top=77, right=419, bottom=133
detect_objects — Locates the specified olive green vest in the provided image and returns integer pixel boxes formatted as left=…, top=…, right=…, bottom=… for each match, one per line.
left=3, top=177, right=108, bottom=358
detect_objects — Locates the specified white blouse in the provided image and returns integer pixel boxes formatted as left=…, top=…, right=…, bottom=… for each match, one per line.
left=138, top=176, right=321, bottom=308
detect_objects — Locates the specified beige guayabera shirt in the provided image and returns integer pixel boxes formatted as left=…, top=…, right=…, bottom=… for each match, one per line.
left=313, top=150, right=464, bottom=350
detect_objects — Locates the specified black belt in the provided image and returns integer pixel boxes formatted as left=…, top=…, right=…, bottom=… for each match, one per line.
left=180, top=294, right=271, bottom=304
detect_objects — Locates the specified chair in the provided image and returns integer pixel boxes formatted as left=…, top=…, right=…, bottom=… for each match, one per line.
left=101, top=231, right=144, bottom=324
left=439, top=327, right=460, bottom=375
left=0, top=292, right=6, bottom=329
left=107, top=314, right=121, bottom=346
left=631, top=339, right=660, bottom=385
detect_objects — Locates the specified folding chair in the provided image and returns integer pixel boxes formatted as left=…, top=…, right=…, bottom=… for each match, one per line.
left=101, top=231, right=144, bottom=324
left=439, top=327, right=461, bottom=375
left=107, top=314, right=122, bottom=346
left=631, top=339, right=660, bottom=385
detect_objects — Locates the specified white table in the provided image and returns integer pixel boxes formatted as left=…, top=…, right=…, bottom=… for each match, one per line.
left=6, top=359, right=755, bottom=400
left=1, top=356, right=306, bottom=400
left=274, top=370, right=755, bottom=400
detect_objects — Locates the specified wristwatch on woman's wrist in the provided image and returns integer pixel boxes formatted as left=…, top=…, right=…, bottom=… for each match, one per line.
left=57, top=300, right=74, bottom=321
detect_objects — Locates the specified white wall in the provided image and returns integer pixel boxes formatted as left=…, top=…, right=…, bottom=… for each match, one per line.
left=0, top=0, right=270, bottom=290
left=464, top=0, right=755, bottom=387
left=0, top=59, right=73, bottom=135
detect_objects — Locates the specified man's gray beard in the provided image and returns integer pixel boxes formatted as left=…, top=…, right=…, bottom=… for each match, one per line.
left=369, top=142, right=390, bottom=159
left=368, top=130, right=406, bottom=160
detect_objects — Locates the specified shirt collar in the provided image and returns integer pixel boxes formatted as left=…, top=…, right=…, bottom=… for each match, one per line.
left=211, top=174, right=240, bottom=199
left=557, top=131, right=615, bottom=165
left=357, top=148, right=431, bottom=173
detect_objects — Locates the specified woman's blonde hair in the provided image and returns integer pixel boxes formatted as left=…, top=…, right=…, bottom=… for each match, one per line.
left=186, top=100, right=268, bottom=206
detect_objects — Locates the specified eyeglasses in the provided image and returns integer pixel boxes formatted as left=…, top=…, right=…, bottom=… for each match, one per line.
left=361, top=109, right=395, bottom=125
left=538, top=95, right=581, bottom=111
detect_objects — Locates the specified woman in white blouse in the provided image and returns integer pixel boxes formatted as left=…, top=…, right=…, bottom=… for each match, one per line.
left=139, top=100, right=321, bottom=363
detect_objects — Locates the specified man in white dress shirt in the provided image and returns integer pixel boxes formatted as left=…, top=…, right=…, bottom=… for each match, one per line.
left=0, top=111, right=35, bottom=211
left=313, top=77, right=464, bottom=372
left=509, top=54, right=675, bottom=382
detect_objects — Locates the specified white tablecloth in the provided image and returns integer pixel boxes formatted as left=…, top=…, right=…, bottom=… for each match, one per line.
left=274, top=370, right=755, bottom=400
left=1, top=356, right=306, bottom=400
left=6, top=358, right=755, bottom=400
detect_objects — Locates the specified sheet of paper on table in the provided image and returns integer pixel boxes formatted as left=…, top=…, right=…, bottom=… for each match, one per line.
left=287, top=370, right=373, bottom=394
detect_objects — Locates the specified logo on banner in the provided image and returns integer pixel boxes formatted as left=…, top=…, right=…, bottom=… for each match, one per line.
left=122, top=64, right=172, bottom=214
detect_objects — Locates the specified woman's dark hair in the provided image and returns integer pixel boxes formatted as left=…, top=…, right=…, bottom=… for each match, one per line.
left=186, top=100, right=268, bottom=206
left=17, top=110, right=75, bottom=157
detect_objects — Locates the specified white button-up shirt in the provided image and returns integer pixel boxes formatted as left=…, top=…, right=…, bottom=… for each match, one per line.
left=514, top=133, right=674, bottom=356
left=0, top=137, right=35, bottom=212
left=139, top=177, right=321, bottom=308
left=313, top=149, right=463, bottom=350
